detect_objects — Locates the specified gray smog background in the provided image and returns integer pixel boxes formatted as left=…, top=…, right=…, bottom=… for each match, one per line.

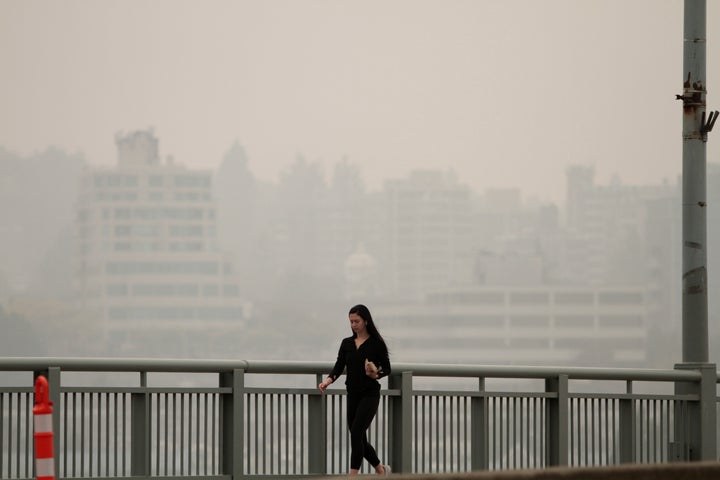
left=1, top=0, right=719, bottom=369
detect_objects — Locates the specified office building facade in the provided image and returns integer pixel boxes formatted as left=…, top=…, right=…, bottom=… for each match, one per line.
left=75, top=130, right=245, bottom=354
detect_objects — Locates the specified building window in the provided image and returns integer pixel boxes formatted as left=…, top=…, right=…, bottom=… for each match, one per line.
left=510, top=315, right=549, bottom=328
left=554, top=315, right=594, bottom=328
left=599, top=315, right=643, bottom=327
left=149, top=175, right=163, bottom=187
left=598, top=292, right=643, bottom=305
left=509, top=292, right=549, bottom=305
left=554, top=292, right=594, bottom=305
left=105, top=284, right=128, bottom=296
left=223, top=284, right=240, bottom=297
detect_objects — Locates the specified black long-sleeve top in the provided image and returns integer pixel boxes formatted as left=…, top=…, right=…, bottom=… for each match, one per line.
left=328, top=335, right=391, bottom=394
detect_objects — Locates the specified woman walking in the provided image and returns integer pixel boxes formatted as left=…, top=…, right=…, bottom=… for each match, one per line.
left=318, top=304, right=391, bottom=475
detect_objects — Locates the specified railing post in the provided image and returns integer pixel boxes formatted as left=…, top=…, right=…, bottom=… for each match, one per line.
left=545, top=375, right=568, bottom=466
left=697, top=364, right=716, bottom=460
left=308, top=374, right=327, bottom=475
left=220, top=368, right=245, bottom=479
left=389, top=371, right=412, bottom=473
left=674, top=363, right=717, bottom=461
left=618, top=380, right=635, bottom=463
left=131, top=371, right=150, bottom=476
left=33, top=367, right=60, bottom=478
left=471, top=377, right=489, bottom=470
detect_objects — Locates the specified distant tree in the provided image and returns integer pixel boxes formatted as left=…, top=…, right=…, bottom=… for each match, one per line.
left=6, top=298, right=103, bottom=356
left=0, top=305, right=46, bottom=355
left=0, top=147, right=85, bottom=297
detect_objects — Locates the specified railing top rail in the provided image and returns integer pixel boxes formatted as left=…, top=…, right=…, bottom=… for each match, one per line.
left=0, top=357, right=705, bottom=382
left=392, top=362, right=702, bottom=382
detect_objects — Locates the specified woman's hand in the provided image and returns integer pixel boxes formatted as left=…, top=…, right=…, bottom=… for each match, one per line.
left=318, top=377, right=332, bottom=393
left=365, top=359, right=379, bottom=379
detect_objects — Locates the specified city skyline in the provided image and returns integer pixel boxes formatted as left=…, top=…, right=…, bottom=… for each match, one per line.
left=2, top=128, right=719, bottom=368
left=3, top=0, right=719, bottom=205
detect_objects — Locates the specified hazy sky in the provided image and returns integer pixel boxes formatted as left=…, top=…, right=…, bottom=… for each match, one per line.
left=2, top=0, right=719, bottom=203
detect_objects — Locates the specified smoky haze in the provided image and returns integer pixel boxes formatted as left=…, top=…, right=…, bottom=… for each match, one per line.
left=1, top=0, right=719, bottom=368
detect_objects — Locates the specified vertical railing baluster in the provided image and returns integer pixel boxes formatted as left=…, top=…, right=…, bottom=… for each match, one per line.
left=10, top=393, right=15, bottom=478
left=435, top=395, right=440, bottom=472
left=14, top=391, right=20, bottom=479
left=491, top=396, right=496, bottom=470
left=0, top=393, right=4, bottom=480
left=663, top=399, right=668, bottom=463
left=113, top=392, right=118, bottom=476
left=419, top=395, right=425, bottom=472
left=123, top=392, right=128, bottom=476
left=179, top=393, right=185, bottom=474
left=279, top=394, right=284, bottom=475
left=330, top=393, right=335, bottom=473
left=300, top=394, right=305, bottom=474
left=524, top=397, right=529, bottom=468
left=467, top=395, right=472, bottom=471
left=89, top=392, right=94, bottom=475
left=203, top=392, right=214, bottom=476
left=267, top=393, right=274, bottom=474
left=213, top=392, right=218, bottom=475
left=284, top=393, right=289, bottom=475
left=510, top=397, right=515, bottom=470
left=80, top=392, right=87, bottom=477
left=99, top=393, right=104, bottom=475
left=506, top=397, right=511, bottom=469
left=105, top=393, right=110, bottom=476
left=0, top=392, right=3, bottom=477
left=536, top=397, right=541, bottom=468
left=449, top=396, right=454, bottom=471
left=164, top=393, right=169, bottom=475
left=24, top=391, right=30, bottom=478
left=276, top=394, right=280, bottom=474
left=153, top=393, right=159, bottom=476
left=440, top=395, right=444, bottom=472
left=413, top=395, right=425, bottom=473
left=192, top=394, right=197, bottom=475
left=290, top=394, right=296, bottom=475
left=252, top=393, right=257, bottom=474
left=570, top=397, right=576, bottom=466
left=61, top=392, right=67, bottom=478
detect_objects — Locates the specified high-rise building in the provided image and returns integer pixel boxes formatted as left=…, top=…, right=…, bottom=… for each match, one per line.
left=75, top=130, right=246, bottom=355
left=382, top=170, right=475, bottom=301
left=563, top=165, right=675, bottom=285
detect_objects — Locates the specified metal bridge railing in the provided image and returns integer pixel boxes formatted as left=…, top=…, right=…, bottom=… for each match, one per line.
left=0, top=358, right=716, bottom=479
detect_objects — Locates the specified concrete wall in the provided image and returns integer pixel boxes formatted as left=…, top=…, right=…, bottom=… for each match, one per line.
left=319, top=462, right=720, bottom=479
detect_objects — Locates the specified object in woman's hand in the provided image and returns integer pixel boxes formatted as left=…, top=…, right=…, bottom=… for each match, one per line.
left=365, top=359, right=378, bottom=374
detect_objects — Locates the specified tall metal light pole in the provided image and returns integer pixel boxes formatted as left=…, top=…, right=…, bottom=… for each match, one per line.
left=679, top=0, right=715, bottom=363
left=675, top=0, right=717, bottom=461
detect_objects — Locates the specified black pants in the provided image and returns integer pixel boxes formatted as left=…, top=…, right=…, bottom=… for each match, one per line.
left=346, top=391, right=381, bottom=470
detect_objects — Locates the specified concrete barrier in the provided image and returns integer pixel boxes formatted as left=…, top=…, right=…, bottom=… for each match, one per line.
left=318, top=462, right=720, bottom=479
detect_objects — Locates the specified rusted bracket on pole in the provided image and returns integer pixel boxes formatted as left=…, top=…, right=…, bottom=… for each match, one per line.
left=701, top=110, right=719, bottom=142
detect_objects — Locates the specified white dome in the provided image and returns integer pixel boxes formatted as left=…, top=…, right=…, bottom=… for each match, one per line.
left=344, top=244, right=377, bottom=271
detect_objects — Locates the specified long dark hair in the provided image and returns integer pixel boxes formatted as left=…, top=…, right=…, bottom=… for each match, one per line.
left=349, top=304, right=388, bottom=350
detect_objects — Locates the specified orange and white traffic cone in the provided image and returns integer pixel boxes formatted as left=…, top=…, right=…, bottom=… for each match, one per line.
left=33, top=375, right=54, bottom=480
